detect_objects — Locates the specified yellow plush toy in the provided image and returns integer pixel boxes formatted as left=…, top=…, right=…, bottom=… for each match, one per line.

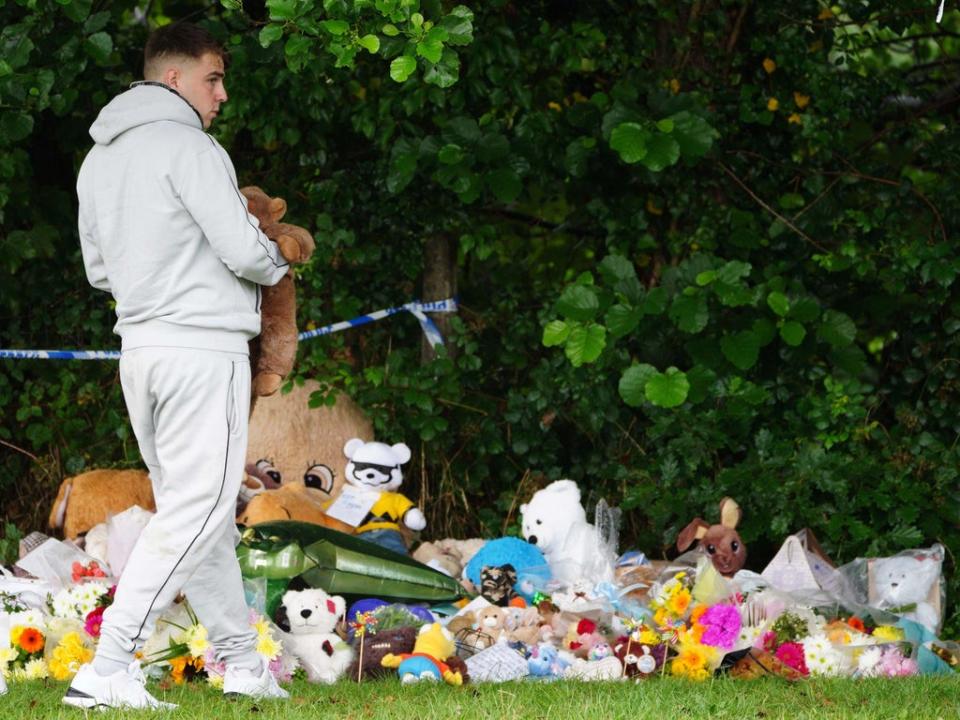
left=380, top=623, right=463, bottom=685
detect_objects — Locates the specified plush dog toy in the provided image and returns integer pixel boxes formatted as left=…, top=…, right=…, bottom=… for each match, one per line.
left=239, top=186, right=315, bottom=399
left=520, top=480, right=615, bottom=587
left=329, top=438, right=425, bottom=554
left=280, top=588, right=354, bottom=684
left=676, top=497, right=746, bottom=577
left=48, top=469, right=155, bottom=539
left=381, top=622, right=464, bottom=684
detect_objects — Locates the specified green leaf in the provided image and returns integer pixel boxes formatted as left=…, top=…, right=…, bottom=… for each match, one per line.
left=640, top=133, right=680, bottom=172
left=485, top=168, right=522, bottom=203
left=717, top=260, right=752, bottom=283
left=84, top=31, right=112, bottom=64
left=656, top=118, right=675, bottom=133
left=789, top=297, right=821, bottom=322
left=779, top=193, right=805, bottom=210
left=644, top=287, right=668, bottom=315
left=423, top=47, right=460, bottom=88
left=556, top=285, right=599, bottom=322
left=752, top=318, right=777, bottom=346
left=382, top=24, right=400, bottom=37
left=780, top=320, right=806, bottom=346
left=598, top=255, right=636, bottom=284
left=609, top=122, right=648, bottom=164
left=284, top=35, right=312, bottom=71
left=669, top=111, right=718, bottom=158
left=696, top=270, right=716, bottom=286
left=0, top=112, right=34, bottom=142
left=417, top=39, right=444, bottom=64
left=669, top=293, right=709, bottom=333
left=438, top=143, right=464, bottom=165
left=721, top=330, right=761, bottom=370
left=606, top=304, right=642, bottom=338
left=645, top=367, right=690, bottom=408
left=818, top=310, right=857, bottom=347
left=267, top=0, right=299, bottom=21
left=390, top=55, right=417, bottom=82
left=259, top=24, right=284, bottom=48
left=358, top=34, right=380, bottom=53
left=63, top=0, right=93, bottom=22
left=619, top=364, right=658, bottom=407
left=320, top=20, right=350, bottom=35
left=440, top=5, right=474, bottom=46
left=767, top=291, right=790, bottom=317
left=542, top=320, right=570, bottom=347
left=565, top=323, right=606, bottom=366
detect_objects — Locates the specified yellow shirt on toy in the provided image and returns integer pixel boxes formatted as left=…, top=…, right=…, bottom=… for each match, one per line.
left=356, top=491, right=415, bottom=533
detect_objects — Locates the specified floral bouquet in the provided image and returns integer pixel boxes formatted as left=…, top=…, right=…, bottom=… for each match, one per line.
left=1, top=624, right=48, bottom=681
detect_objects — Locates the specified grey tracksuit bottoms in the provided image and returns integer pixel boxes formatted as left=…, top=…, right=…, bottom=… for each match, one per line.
left=94, top=346, right=259, bottom=669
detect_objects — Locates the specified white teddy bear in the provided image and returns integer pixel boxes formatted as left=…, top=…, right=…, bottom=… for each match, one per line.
left=520, top=480, right=615, bottom=588
left=331, top=438, right=425, bottom=555
left=280, top=588, right=354, bottom=684
left=872, top=552, right=941, bottom=634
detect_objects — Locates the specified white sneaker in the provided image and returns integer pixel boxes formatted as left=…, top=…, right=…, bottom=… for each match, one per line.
left=63, top=661, right=176, bottom=710
left=223, top=663, right=290, bottom=700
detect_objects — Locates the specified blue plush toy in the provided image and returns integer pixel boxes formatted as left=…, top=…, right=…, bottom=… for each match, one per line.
left=464, top=537, right=551, bottom=601
left=527, top=643, right=569, bottom=679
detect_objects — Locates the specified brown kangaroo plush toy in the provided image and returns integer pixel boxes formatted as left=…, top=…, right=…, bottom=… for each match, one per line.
left=676, top=497, right=746, bottom=577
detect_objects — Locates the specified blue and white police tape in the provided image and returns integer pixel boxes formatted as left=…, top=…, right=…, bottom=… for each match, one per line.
left=0, top=298, right=458, bottom=361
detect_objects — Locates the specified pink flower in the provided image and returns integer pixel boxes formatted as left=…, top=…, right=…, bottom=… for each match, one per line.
left=879, top=647, right=918, bottom=677
left=699, top=604, right=742, bottom=649
left=84, top=606, right=105, bottom=638
left=757, top=630, right=777, bottom=652
left=775, top=642, right=809, bottom=676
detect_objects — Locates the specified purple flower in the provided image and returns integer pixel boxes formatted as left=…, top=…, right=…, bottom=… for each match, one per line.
left=699, top=604, right=742, bottom=649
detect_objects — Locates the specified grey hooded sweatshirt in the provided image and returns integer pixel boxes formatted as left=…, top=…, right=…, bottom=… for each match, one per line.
left=77, top=82, right=288, bottom=354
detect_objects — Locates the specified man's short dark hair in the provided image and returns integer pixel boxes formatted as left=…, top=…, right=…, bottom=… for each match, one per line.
left=144, top=22, right=226, bottom=78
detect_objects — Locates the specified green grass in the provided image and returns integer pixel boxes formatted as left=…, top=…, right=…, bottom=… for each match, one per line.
left=4, top=676, right=959, bottom=719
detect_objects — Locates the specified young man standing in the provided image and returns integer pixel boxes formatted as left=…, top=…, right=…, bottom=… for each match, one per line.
left=67, top=23, right=290, bottom=709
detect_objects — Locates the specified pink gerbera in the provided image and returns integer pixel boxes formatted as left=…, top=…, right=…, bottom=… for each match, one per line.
left=85, top=606, right=105, bottom=638
left=775, top=641, right=809, bottom=675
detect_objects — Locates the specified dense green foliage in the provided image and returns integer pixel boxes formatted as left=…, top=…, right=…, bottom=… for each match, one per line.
left=1, top=0, right=958, bottom=635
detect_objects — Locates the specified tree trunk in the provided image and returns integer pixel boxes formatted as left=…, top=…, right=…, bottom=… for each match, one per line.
left=420, top=234, right=457, bottom=363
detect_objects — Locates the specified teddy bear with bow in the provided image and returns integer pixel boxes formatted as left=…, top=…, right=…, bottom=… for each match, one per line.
left=279, top=588, right=354, bottom=684
left=239, top=186, right=315, bottom=400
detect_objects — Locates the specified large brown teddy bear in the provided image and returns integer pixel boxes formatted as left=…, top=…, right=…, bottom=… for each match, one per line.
left=48, top=469, right=155, bottom=539
left=239, top=186, right=315, bottom=399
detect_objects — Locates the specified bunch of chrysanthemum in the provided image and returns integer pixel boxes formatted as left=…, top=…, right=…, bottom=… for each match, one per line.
left=203, top=610, right=296, bottom=688
left=856, top=645, right=918, bottom=678
left=1, top=625, right=48, bottom=681
left=50, top=581, right=112, bottom=621
left=801, top=633, right=849, bottom=677
left=669, top=631, right=719, bottom=681
left=48, top=631, right=95, bottom=681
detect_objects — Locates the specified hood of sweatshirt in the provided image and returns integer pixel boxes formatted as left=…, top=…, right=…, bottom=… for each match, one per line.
left=89, top=82, right=202, bottom=145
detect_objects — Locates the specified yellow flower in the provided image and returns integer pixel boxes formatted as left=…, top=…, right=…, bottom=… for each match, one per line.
left=185, top=624, right=209, bottom=658
left=873, top=625, right=905, bottom=641
left=669, top=78, right=680, bottom=95
left=818, top=7, right=834, bottom=20
left=762, top=58, right=777, bottom=74
left=10, top=625, right=24, bottom=647
left=257, top=633, right=282, bottom=661
left=653, top=607, right=670, bottom=628
left=0, top=647, right=18, bottom=677
left=637, top=628, right=660, bottom=646
left=49, top=632, right=93, bottom=681
left=671, top=639, right=717, bottom=681
left=23, top=658, right=49, bottom=680
left=646, top=197, right=664, bottom=216
left=547, top=101, right=562, bottom=112
left=666, top=588, right=692, bottom=617
left=767, top=98, right=779, bottom=112
left=793, top=92, right=810, bottom=108
left=207, top=673, right=224, bottom=690
left=788, top=113, right=802, bottom=124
